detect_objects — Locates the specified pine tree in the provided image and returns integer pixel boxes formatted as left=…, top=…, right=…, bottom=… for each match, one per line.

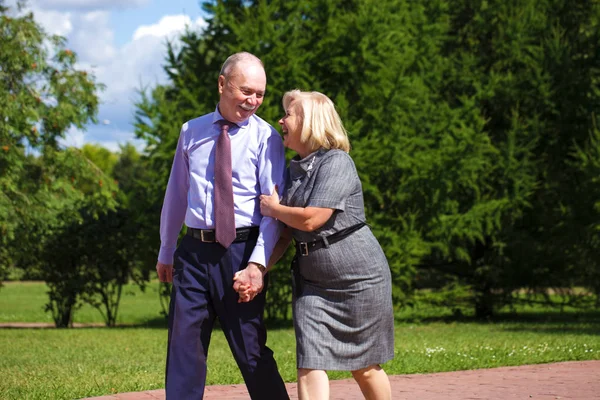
left=134, top=0, right=600, bottom=318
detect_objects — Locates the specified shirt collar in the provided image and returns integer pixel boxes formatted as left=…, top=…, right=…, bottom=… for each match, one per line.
left=213, top=104, right=250, bottom=129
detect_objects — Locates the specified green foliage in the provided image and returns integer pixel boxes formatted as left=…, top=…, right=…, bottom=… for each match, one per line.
left=0, top=1, right=114, bottom=284
left=264, top=246, right=294, bottom=321
left=41, top=207, right=146, bottom=327
left=81, top=143, right=118, bottom=176
left=0, top=1, right=157, bottom=327
left=39, top=143, right=155, bottom=327
left=134, top=0, right=600, bottom=318
left=425, top=0, right=600, bottom=316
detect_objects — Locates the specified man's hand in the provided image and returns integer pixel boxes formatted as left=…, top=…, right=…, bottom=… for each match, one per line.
left=156, top=262, right=174, bottom=283
left=233, top=262, right=265, bottom=303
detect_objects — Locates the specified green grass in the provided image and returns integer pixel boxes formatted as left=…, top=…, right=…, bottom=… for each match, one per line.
left=1, top=281, right=599, bottom=399
left=0, top=281, right=164, bottom=325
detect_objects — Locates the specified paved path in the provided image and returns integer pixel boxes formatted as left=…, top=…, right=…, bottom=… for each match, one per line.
left=82, top=360, right=600, bottom=400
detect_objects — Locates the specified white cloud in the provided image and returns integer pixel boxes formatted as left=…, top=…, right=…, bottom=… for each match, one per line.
left=33, top=0, right=148, bottom=11
left=70, top=14, right=207, bottom=152
left=95, top=14, right=207, bottom=115
left=4, top=1, right=73, bottom=37
left=68, top=11, right=116, bottom=64
left=11, top=0, right=207, bottom=152
left=32, top=8, right=73, bottom=36
left=61, top=124, right=146, bottom=153
left=133, top=15, right=206, bottom=40
left=59, top=126, right=85, bottom=148
left=100, top=35, right=166, bottom=95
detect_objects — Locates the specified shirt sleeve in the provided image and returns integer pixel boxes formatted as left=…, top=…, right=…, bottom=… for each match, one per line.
left=249, top=127, right=286, bottom=266
left=157, top=127, right=189, bottom=265
left=306, top=151, right=356, bottom=211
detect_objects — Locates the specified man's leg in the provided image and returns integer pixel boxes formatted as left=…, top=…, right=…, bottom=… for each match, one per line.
left=211, top=239, right=290, bottom=400
left=165, top=236, right=217, bottom=399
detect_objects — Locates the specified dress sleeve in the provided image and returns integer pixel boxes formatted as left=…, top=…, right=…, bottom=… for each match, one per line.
left=305, top=151, right=357, bottom=211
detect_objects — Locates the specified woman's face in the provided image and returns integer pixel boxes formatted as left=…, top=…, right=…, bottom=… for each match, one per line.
left=279, top=101, right=304, bottom=154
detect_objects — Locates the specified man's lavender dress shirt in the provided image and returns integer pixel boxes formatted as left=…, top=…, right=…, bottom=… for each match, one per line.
left=158, top=106, right=286, bottom=267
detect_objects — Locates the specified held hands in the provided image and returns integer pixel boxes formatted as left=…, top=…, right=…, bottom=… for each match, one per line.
left=233, top=262, right=265, bottom=303
left=259, top=186, right=280, bottom=218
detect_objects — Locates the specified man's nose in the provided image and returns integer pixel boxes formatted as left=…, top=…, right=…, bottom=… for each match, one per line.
left=246, top=93, right=258, bottom=104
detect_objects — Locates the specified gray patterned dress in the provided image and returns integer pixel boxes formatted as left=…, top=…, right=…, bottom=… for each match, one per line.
left=283, top=148, right=394, bottom=370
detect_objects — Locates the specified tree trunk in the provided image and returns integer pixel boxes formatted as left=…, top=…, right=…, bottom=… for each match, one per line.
left=474, top=287, right=495, bottom=319
left=54, top=298, right=74, bottom=328
left=56, top=307, right=72, bottom=328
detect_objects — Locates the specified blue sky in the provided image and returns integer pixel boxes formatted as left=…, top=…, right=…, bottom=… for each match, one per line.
left=10, top=0, right=208, bottom=152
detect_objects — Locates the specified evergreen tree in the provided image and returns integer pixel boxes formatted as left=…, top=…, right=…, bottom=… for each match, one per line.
left=134, top=0, right=600, bottom=318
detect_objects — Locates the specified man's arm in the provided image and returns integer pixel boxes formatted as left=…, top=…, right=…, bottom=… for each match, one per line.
left=247, top=130, right=287, bottom=267
left=156, top=127, right=189, bottom=282
left=233, top=128, right=286, bottom=300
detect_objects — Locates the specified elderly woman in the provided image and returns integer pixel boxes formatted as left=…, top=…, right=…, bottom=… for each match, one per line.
left=258, top=90, right=394, bottom=399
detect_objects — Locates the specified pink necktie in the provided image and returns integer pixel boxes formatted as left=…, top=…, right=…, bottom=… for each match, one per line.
left=214, top=122, right=236, bottom=248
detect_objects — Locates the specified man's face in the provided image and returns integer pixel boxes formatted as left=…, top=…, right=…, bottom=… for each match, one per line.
left=218, top=61, right=266, bottom=124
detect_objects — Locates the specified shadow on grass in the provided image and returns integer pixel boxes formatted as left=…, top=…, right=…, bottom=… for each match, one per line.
left=397, top=310, right=600, bottom=335
left=0, top=316, right=296, bottom=330
left=126, top=316, right=294, bottom=330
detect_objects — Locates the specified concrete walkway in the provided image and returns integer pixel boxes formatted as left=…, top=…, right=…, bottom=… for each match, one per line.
left=82, top=360, right=600, bottom=400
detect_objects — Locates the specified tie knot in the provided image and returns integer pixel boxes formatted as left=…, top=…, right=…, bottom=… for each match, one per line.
left=219, top=120, right=232, bottom=133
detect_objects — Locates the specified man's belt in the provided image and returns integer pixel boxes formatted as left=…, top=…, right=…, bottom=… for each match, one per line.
left=187, top=227, right=259, bottom=243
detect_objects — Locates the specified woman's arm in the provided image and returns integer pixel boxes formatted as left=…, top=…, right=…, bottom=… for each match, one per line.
left=260, top=188, right=333, bottom=232
left=266, top=226, right=293, bottom=268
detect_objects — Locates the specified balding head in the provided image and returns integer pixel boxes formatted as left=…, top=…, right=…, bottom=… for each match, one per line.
left=220, top=52, right=264, bottom=79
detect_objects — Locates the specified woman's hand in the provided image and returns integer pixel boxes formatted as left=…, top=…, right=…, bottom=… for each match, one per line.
left=260, top=186, right=280, bottom=218
left=233, top=263, right=264, bottom=303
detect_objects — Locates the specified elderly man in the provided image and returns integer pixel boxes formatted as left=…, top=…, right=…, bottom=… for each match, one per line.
left=156, top=52, right=289, bottom=399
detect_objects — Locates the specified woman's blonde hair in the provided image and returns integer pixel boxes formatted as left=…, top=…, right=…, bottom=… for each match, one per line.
left=282, top=90, right=350, bottom=153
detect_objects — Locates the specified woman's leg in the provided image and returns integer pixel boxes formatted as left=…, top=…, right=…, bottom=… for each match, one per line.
left=351, top=364, right=392, bottom=400
left=297, top=368, right=329, bottom=400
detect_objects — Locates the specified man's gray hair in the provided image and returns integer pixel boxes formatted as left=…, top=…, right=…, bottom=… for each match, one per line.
left=219, top=52, right=264, bottom=77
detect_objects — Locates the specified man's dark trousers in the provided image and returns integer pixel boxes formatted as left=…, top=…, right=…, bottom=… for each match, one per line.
left=165, top=234, right=289, bottom=399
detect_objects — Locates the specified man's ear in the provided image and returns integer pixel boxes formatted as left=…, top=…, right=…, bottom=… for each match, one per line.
left=218, top=75, right=225, bottom=94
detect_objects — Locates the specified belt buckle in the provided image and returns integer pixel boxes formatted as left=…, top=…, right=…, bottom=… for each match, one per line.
left=200, top=230, right=212, bottom=243
left=235, top=229, right=243, bottom=241
left=299, top=242, right=309, bottom=256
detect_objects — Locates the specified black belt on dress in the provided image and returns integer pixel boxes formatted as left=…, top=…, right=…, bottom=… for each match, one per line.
left=294, top=222, right=366, bottom=257
left=187, top=227, right=259, bottom=243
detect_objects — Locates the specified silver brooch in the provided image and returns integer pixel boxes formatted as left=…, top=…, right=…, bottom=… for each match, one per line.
left=307, top=156, right=316, bottom=171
